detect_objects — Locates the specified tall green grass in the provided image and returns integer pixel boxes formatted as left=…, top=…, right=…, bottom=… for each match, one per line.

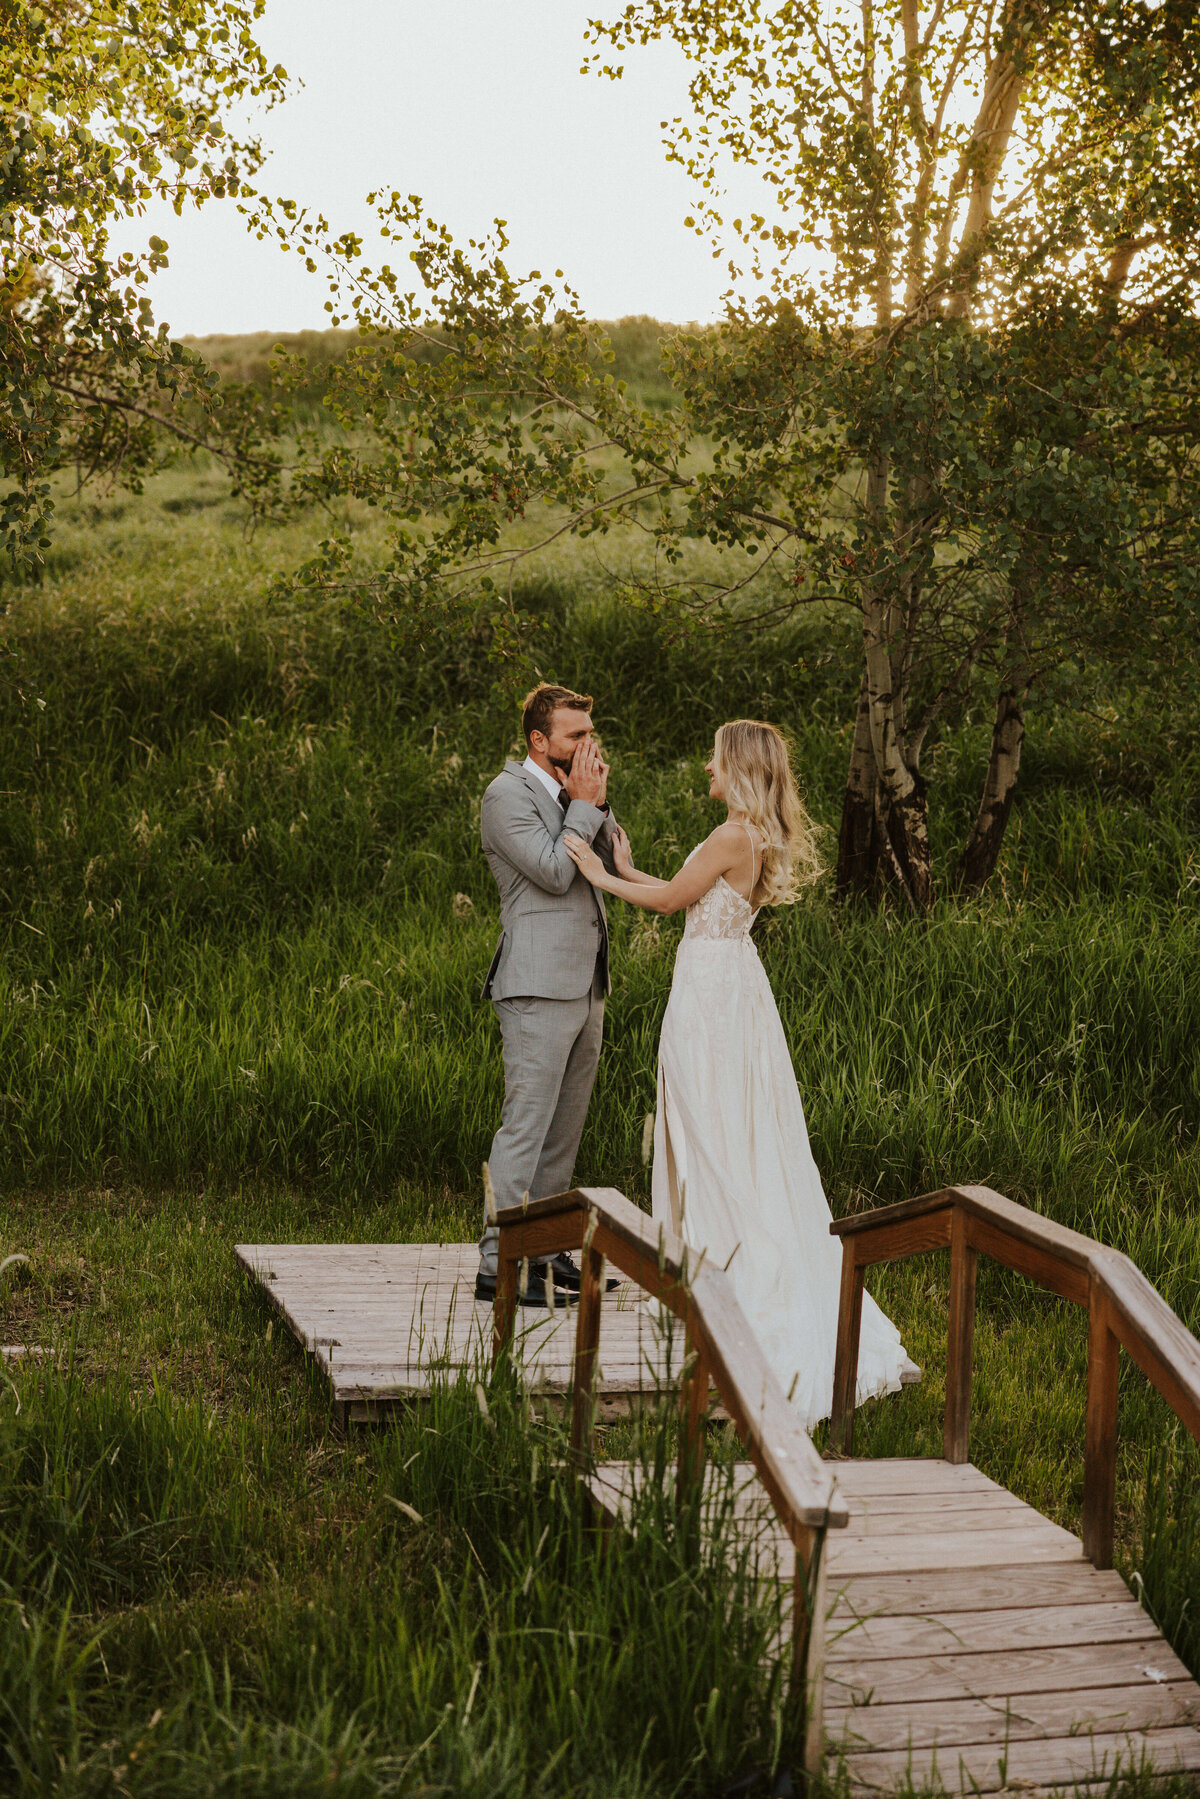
left=0, top=1344, right=798, bottom=1797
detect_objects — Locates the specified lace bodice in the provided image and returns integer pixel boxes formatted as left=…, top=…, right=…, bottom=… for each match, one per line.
left=681, top=848, right=759, bottom=944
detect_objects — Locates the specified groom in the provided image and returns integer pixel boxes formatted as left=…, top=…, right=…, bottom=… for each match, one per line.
left=474, top=682, right=618, bottom=1305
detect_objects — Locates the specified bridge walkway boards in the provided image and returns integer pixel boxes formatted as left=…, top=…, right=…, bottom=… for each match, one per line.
left=234, top=1241, right=673, bottom=1422
left=587, top=1455, right=1200, bottom=1795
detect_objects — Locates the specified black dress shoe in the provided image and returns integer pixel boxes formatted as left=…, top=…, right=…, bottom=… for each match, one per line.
left=547, top=1252, right=622, bottom=1294
left=473, top=1266, right=578, bottom=1308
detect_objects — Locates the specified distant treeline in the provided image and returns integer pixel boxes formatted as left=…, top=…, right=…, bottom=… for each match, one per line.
left=181, top=315, right=681, bottom=413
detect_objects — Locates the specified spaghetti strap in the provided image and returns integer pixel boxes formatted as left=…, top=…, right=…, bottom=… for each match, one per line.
left=738, top=819, right=761, bottom=898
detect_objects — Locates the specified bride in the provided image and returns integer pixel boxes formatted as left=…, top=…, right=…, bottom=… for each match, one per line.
left=565, top=718, right=912, bottom=1430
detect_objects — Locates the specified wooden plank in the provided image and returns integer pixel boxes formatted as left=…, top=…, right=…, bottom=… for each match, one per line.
left=319, top=1324, right=665, bottom=1343
left=838, top=1488, right=1034, bottom=1517
left=237, top=1244, right=479, bottom=1266
left=496, top=1212, right=586, bottom=1262
left=953, top=1186, right=1098, bottom=1273
left=827, top=1601, right=1159, bottom=1662
left=840, top=1213, right=954, bottom=1269
left=797, top=1526, right=828, bottom=1779
left=944, top=1211, right=977, bottom=1463
left=689, top=1523, right=1082, bottom=1577
left=828, top=1459, right=1005, bottom=1497
left=839, top=1724, right=1200, bottom=1792
left=677, top=1322, right=710, bottom=1494
left=827, top=1525, right=1084, bottom=1576
left=329, top=1365, right=670, bottom=1387
left=571, top=1243, right=606, bottom=1467
left=830, top=1240, right=864, bottom=1453
left=826, top=1681, right=1200, bottom=1752
left=1083, top=1283, right=1120, bottom=1569
left=830, top=1189, right=957, bottom=1239
left=1006, top=1783, right=1200, bottom=1799
left=344, top=1391, right=656, bottom=1423
left=331, top=1367, right=673, bottom=1397
left=242, top=1290, right=481, bottom=1310
left=276, top=1317, right=479, bottom=1333
left=828, top=1564, right=1132, bottom=1615
left=302, top=1303, right=660, bottom=1326
left=832, top=1504, right=1058, bottom=1539
left=333, top=1378, right=672, bottom=1401
left=593, top=1450, right=845, bottom=1561
left=241, top=1289, right=640, bottom=1319
left=1102, top=1252, right=1200, bottom=1444
left=295, top=1256, right=473, bottom=1268
left=828, top=1639, right=1194, bottom=1707
left=965, top=1215, right=1090, bottom=1305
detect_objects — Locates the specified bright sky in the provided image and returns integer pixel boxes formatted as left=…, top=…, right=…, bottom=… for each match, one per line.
left=125, top=0, right=758, bottom=337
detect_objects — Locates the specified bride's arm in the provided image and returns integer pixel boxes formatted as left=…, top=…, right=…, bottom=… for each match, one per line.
left=564, top=824, right=744, bottom=915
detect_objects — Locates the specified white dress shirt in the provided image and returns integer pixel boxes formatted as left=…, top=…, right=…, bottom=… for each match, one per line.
left=523, top=754, right=566, bottom=804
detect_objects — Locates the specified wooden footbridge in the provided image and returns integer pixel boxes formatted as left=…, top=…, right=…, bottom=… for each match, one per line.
left=241, top=1183, right=1200, bottom=1793
left=497, top=1183, right=1200, bottom=1791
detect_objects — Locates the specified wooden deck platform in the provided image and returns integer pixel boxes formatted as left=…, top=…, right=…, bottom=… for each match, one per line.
left=587, top=1456, right=1200, bottom=1794
left=235, top=1241, right=678, bottom=1422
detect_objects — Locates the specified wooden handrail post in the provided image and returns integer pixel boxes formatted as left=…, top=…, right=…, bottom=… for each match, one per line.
left=794, top=1525, right=828, bottom=1778
left=827, top=1183, right=1200, bottom=1585
left=945, top=1206, right=978, bottom=1464
left=1083, top=1279, right=1120, bottom=1569
left=829, top=1239, right=864, bottom=1454
left=494, top=1185, right=849, bottom=1556
left=570, top=1236, right=605, bottom=1472
left=492, top=1253, right=519, bottom=1367
left=677, top=1317, right=710, bottom=1499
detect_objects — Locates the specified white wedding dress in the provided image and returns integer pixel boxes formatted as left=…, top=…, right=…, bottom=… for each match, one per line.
left=651, top=847, right=909, bottom=1430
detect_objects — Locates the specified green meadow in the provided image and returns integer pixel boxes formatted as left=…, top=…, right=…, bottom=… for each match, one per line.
left=1, top=453, right=1199, bottom=1795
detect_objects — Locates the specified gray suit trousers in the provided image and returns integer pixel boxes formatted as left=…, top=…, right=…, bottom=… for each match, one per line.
left=478, top=973, right=605, bottom=1276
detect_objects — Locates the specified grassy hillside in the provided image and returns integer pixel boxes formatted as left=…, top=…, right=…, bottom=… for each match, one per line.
left=182, top=314, right=682, bottom=414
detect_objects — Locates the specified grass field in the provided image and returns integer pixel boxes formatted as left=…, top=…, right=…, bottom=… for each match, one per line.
left=2, top=459, right=1199, bottom=1795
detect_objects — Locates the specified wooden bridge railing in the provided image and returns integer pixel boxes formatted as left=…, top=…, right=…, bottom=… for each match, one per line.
left=493, top=1186, right=848, bottom=1775
left=829, top=1184, right=1200, bottom=1569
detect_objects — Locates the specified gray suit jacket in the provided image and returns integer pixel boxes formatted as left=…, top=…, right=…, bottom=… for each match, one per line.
left=480, top=760, right=614, bottom=1001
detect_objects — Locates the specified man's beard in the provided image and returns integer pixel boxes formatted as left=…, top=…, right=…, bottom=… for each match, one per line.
left=548, top=752, right=574, bottom=777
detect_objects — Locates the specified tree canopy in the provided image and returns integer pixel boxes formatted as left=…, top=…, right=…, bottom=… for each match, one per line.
left=257, top=0, right=1200, bottom=903
left=0, top=0, right=287, bottom=576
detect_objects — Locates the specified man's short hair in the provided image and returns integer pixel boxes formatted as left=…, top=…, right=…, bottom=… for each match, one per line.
left=521, top=682, right=593, bottom=745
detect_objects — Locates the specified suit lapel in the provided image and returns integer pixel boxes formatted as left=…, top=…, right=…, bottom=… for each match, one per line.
left=507, top=759, right=567, bottom=833
left=502, top=761, right=608, bottom=962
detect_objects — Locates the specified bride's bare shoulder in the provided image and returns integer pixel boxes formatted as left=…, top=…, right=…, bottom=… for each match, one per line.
left=697, top=820, right=750, bottom=861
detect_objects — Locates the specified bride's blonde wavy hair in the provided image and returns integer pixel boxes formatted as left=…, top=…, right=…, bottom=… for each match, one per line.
left=713, top=719, right=822, bottom=906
